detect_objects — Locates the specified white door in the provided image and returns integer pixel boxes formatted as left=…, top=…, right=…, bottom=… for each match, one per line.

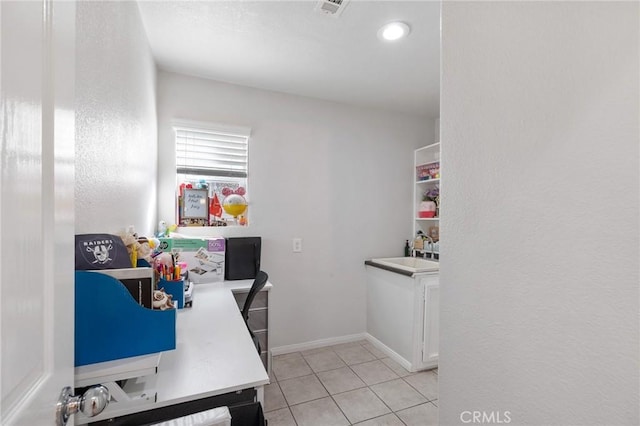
left=1, top=1, right=76, bottom=424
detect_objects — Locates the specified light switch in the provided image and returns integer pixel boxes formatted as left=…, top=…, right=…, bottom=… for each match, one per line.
left=292, top=238, right=302, bottom=253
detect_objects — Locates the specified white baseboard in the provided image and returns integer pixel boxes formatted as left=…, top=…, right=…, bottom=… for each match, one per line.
left=271, top=333, right=368, bottom=356
left=364, top=333, right=413, bottom=371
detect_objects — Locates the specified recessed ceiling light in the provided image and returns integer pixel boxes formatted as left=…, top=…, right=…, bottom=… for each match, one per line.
left=378, top=22, right=411, bottom=42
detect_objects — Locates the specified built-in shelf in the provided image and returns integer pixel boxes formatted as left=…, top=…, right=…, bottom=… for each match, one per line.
left=415, top=142, right=440, bottom=153
left=414, top=142, right=441, bottom=246
left=416, top=160, right=440, bottom=169
left=416, top=178, right=440, bottom=185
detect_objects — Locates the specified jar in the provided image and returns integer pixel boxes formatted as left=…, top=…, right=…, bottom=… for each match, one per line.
left=418, top=201, right=437, bottom=218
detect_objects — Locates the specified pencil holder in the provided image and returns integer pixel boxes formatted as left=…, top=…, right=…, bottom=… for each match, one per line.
left=159, top=278, right=185, bottom=309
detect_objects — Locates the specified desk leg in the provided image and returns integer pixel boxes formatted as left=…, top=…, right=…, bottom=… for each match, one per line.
left=256, top=385, right=264, bottom=407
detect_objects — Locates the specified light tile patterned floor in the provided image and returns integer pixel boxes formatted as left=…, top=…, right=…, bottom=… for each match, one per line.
left=264, top=340, right=438, bottom=426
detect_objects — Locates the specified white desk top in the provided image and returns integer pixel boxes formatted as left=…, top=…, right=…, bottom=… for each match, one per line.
left=155, top=280, right=271, bottom=406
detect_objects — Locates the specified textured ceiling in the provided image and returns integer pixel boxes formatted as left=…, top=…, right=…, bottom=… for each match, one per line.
left=138, top=1, right=440, bottom=117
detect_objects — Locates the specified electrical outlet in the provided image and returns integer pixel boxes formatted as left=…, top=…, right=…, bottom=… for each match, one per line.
left=292, top=238, right=302, bottom=253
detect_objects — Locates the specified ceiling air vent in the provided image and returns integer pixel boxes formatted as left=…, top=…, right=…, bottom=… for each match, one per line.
left=314, top=0, right=350, bottom=17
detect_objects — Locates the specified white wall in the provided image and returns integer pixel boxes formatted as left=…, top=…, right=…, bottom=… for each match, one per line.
left=440, top=2, right=638, bottom=425
left=75, top=2, right=157, bottom=235
left=157, top=71, right=433, bottom=348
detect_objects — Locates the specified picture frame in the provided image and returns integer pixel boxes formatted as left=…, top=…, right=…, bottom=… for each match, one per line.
left=181, top=188, right=209, bottom=219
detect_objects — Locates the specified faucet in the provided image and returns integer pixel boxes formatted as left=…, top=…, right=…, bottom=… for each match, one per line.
left=421, top=235, right=435, bottom=259
left=413, top=232, right=434, bottom=258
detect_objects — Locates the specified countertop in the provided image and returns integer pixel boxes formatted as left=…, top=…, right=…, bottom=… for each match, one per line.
left=365, top=260, right=414, bottom=277
left=365, top=258, right=439, bottom=277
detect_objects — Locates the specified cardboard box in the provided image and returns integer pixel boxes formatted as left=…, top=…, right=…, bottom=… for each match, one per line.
left=158, top=238, right=225, bottom=284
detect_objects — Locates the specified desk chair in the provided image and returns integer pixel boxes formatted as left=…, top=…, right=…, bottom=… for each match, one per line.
left=241, top=271, right=268, bottom=354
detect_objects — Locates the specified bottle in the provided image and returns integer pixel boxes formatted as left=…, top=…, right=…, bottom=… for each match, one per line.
left=404, top=240, right=410, bottom=257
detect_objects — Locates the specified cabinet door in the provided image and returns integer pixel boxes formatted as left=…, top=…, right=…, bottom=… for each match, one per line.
left=422, top=284, right=439, bottom=364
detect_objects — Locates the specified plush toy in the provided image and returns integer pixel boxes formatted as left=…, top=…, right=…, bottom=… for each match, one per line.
left=153, top=289, right=174, bottom=310
left=157, top=220, right=167, bottom=237
left=156, top=221, right=178, bottom=238
left=148, top=237, right=160, bottom=250
left=118, top=231, right=154, bottom=265
left=118, top=232, right=139, bottom=266
left=119, top=232, right=137, bottom=250
left=136, top=238, right=152, bottom=262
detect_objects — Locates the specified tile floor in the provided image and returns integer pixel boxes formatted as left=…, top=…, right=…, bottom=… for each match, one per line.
left=264, top=340, right=438, bottom=426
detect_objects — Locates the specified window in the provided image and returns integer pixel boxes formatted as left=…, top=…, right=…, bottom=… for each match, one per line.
left=174, top=122, right=251, bottom=226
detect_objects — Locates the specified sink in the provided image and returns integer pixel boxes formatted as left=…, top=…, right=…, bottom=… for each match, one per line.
left=369, top=257, right=439, bottom=273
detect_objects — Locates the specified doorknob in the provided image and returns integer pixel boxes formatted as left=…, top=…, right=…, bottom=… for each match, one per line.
left=55, top=385, right=110, bottom=426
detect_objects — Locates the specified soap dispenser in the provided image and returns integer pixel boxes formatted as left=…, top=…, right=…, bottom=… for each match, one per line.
left=404, top=240, right=410, bottom=257
left=414, top=235, right=424, bottom=252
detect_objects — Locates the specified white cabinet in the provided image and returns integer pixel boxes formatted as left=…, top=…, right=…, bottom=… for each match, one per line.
left=414, top=143, right=440, bottom=255
left=365, top=266, right=439, bottom=371
left=422, top=282, right=439, bottom=364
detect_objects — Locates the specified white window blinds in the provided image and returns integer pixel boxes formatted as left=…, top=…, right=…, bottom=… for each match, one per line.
left=175, top=127, right=249, bottom=178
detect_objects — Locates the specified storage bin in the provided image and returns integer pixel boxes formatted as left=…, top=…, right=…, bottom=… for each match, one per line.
left=151, top=406, right=231, bottom=426
left=75, top=270, right=176, bottom=366
left=229, top=402, right=265, bottom=426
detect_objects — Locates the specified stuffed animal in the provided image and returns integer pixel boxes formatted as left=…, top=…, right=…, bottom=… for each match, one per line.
left=157, top=220, right=167, bottom=237
left=153, top=289, right=174, bottom=310
left=157, top=220, right=178, bottom=238
left=137, top=239, right=152, bottom=261
left=118, top=231, right=153, bottom=265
